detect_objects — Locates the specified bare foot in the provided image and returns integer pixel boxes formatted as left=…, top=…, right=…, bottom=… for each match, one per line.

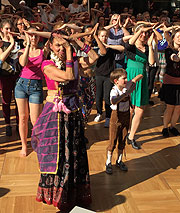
left=19, top=148, right=27, bottom=157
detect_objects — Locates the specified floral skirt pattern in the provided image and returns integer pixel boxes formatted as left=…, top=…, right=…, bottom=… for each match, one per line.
left=155, top=52, right=166, bottom=83
left=79, top=76, right=96, bottom=123
left=32, top=102, right=91, bottom=210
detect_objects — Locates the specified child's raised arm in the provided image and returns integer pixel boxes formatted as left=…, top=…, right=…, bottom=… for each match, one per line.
left=125, top=74, right=143, bottom=95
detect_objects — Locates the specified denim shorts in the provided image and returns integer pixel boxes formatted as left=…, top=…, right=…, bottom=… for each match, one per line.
left=15, top=77, right=43, bottom=104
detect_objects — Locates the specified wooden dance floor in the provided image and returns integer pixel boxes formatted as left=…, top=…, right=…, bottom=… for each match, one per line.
left=0, top=94, right=180, bottom=213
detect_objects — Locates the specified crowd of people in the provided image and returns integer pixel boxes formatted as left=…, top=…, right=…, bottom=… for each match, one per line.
left=0, top=0, right=180, bottom=211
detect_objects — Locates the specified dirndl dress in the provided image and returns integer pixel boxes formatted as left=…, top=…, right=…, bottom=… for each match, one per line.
left=126, top=48, right=149, bottom=107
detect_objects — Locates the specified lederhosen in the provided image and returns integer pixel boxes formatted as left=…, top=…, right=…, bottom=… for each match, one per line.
left=107, top=96, right=131, bottom=152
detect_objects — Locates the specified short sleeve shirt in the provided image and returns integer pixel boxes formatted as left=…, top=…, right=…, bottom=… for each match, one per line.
left=110, top=84, right=130, bottom=112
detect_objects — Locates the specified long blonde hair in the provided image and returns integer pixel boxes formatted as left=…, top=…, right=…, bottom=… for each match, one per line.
left=109, top=14, right=119, bottom=25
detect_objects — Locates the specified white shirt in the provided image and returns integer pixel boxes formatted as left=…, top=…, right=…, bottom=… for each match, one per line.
left=110, top=84, right=130, bottom=112
left=68, top=4, right=82, bottom=13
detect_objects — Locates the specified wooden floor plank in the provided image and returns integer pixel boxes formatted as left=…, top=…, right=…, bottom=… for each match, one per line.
left=0, top=95, right=180, bottom=212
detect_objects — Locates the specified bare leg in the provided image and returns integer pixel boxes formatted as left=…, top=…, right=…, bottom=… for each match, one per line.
left=128, top=106, right=145, bottom=140
left=170, top=105, right=180, bottom=127
left=16, top=98, right=29, bottom=157
left=128, top=106, right=134, bottom=133
left=163, top=104, right=174, bottom=128
left=29, top=103, right=43, bottom=126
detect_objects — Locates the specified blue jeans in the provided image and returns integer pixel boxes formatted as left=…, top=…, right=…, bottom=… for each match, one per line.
left=15, top=77, right=43, bottom=104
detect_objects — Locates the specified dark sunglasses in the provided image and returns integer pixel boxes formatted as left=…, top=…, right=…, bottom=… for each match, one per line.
left=17, top=23, right=24, bottom=26
left=34, top=14, right=40, bottom=17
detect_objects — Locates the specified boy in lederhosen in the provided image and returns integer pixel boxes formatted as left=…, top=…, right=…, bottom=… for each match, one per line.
left=106, top=68, right=143, bottom=174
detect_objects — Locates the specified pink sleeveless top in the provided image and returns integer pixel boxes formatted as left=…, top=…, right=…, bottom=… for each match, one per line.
left=41, top=59, right=79, bottom=94
left=41, top=60, right=58, bottom=90
left=20, top=49, right=44, bottom=80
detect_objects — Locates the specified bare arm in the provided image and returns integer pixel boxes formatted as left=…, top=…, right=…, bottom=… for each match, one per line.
left=104, top=21, right=118, bottom=30
left=19, top=33, right=31, bottom=67
left=136, top=21, right=155, bottom=25
left=121, top=26, right=130, bottom=36
left=129, top=28, right=143, bottom=45
left=104, top=24, right=115, bottom=30
left=94, top=35, right=107, bottom=55
left=93, top=23, right=106, bottom=55
left=147, top=33, right=155, bottom=65
left=122, top=35, right=133, bottom=42
left=152, top=29, right=163, bottom=41
left=75, top=38, right=99, bottom=68
left=37, top=3, right=48, bottom=6
left=103, top=43, right=125, bottom=52
left=44, top=38, right=74, bottom=81
left=58, top=23, right=83, bottom=32
left=68, top=23, right=98, bottom=40
left=120, top=17, right=130, bottom=36
left=69, top=31, right=90, bottom=39
left=31, top=22, right=49, bottom=30
left=43, top=40, right=50, bottom=58
left=23, top=30, right=51, bottom=39
left=104, top=15, right=120, bottom=30
left=129, top=26, right=153, bottom=45
left=91, top=8, right=104, bottom=15
left=162, top=24, right=177, bottom=48
left=170, top=52, right=180, bottom=62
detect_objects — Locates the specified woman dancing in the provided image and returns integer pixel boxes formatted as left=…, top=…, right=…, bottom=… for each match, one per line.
left=125, top=23, right=155, bottom=149
left=15, top=27, right=48, bottom=156
left=160, top=29, right=180, bottom=137
left=0, top=19, right=23, bottom=136
left=31, top=30, right=98, bottom=211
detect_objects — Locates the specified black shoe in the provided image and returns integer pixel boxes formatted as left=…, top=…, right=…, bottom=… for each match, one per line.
left=162, top=128, right=169, bottom=137
left=116, top=161, right=128, bottom=172
left=149, top=101, right=154, bottom=106
left=84, top=136, right=89, bottom=144
left=106, top=163, right=113, bottom=174
left=6, top=125, right=12, bottom=136
left=127, top=137, right=141, bottom=150
left=169, top=127, right=180, bottom=136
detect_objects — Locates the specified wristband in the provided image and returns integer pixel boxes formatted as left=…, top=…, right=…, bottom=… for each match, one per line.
left=66, top=60, right=74, bottom=68
left=66, top=60, right=73, bottom=63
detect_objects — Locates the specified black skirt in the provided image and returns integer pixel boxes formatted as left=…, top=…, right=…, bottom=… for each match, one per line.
left=160, top=84, right=180, bottom=105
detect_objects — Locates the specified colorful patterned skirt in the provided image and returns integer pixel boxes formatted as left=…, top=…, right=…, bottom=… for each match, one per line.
left=31, top=102, right=91, bottom=211
left=79, top=76, right=96, bottom=123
